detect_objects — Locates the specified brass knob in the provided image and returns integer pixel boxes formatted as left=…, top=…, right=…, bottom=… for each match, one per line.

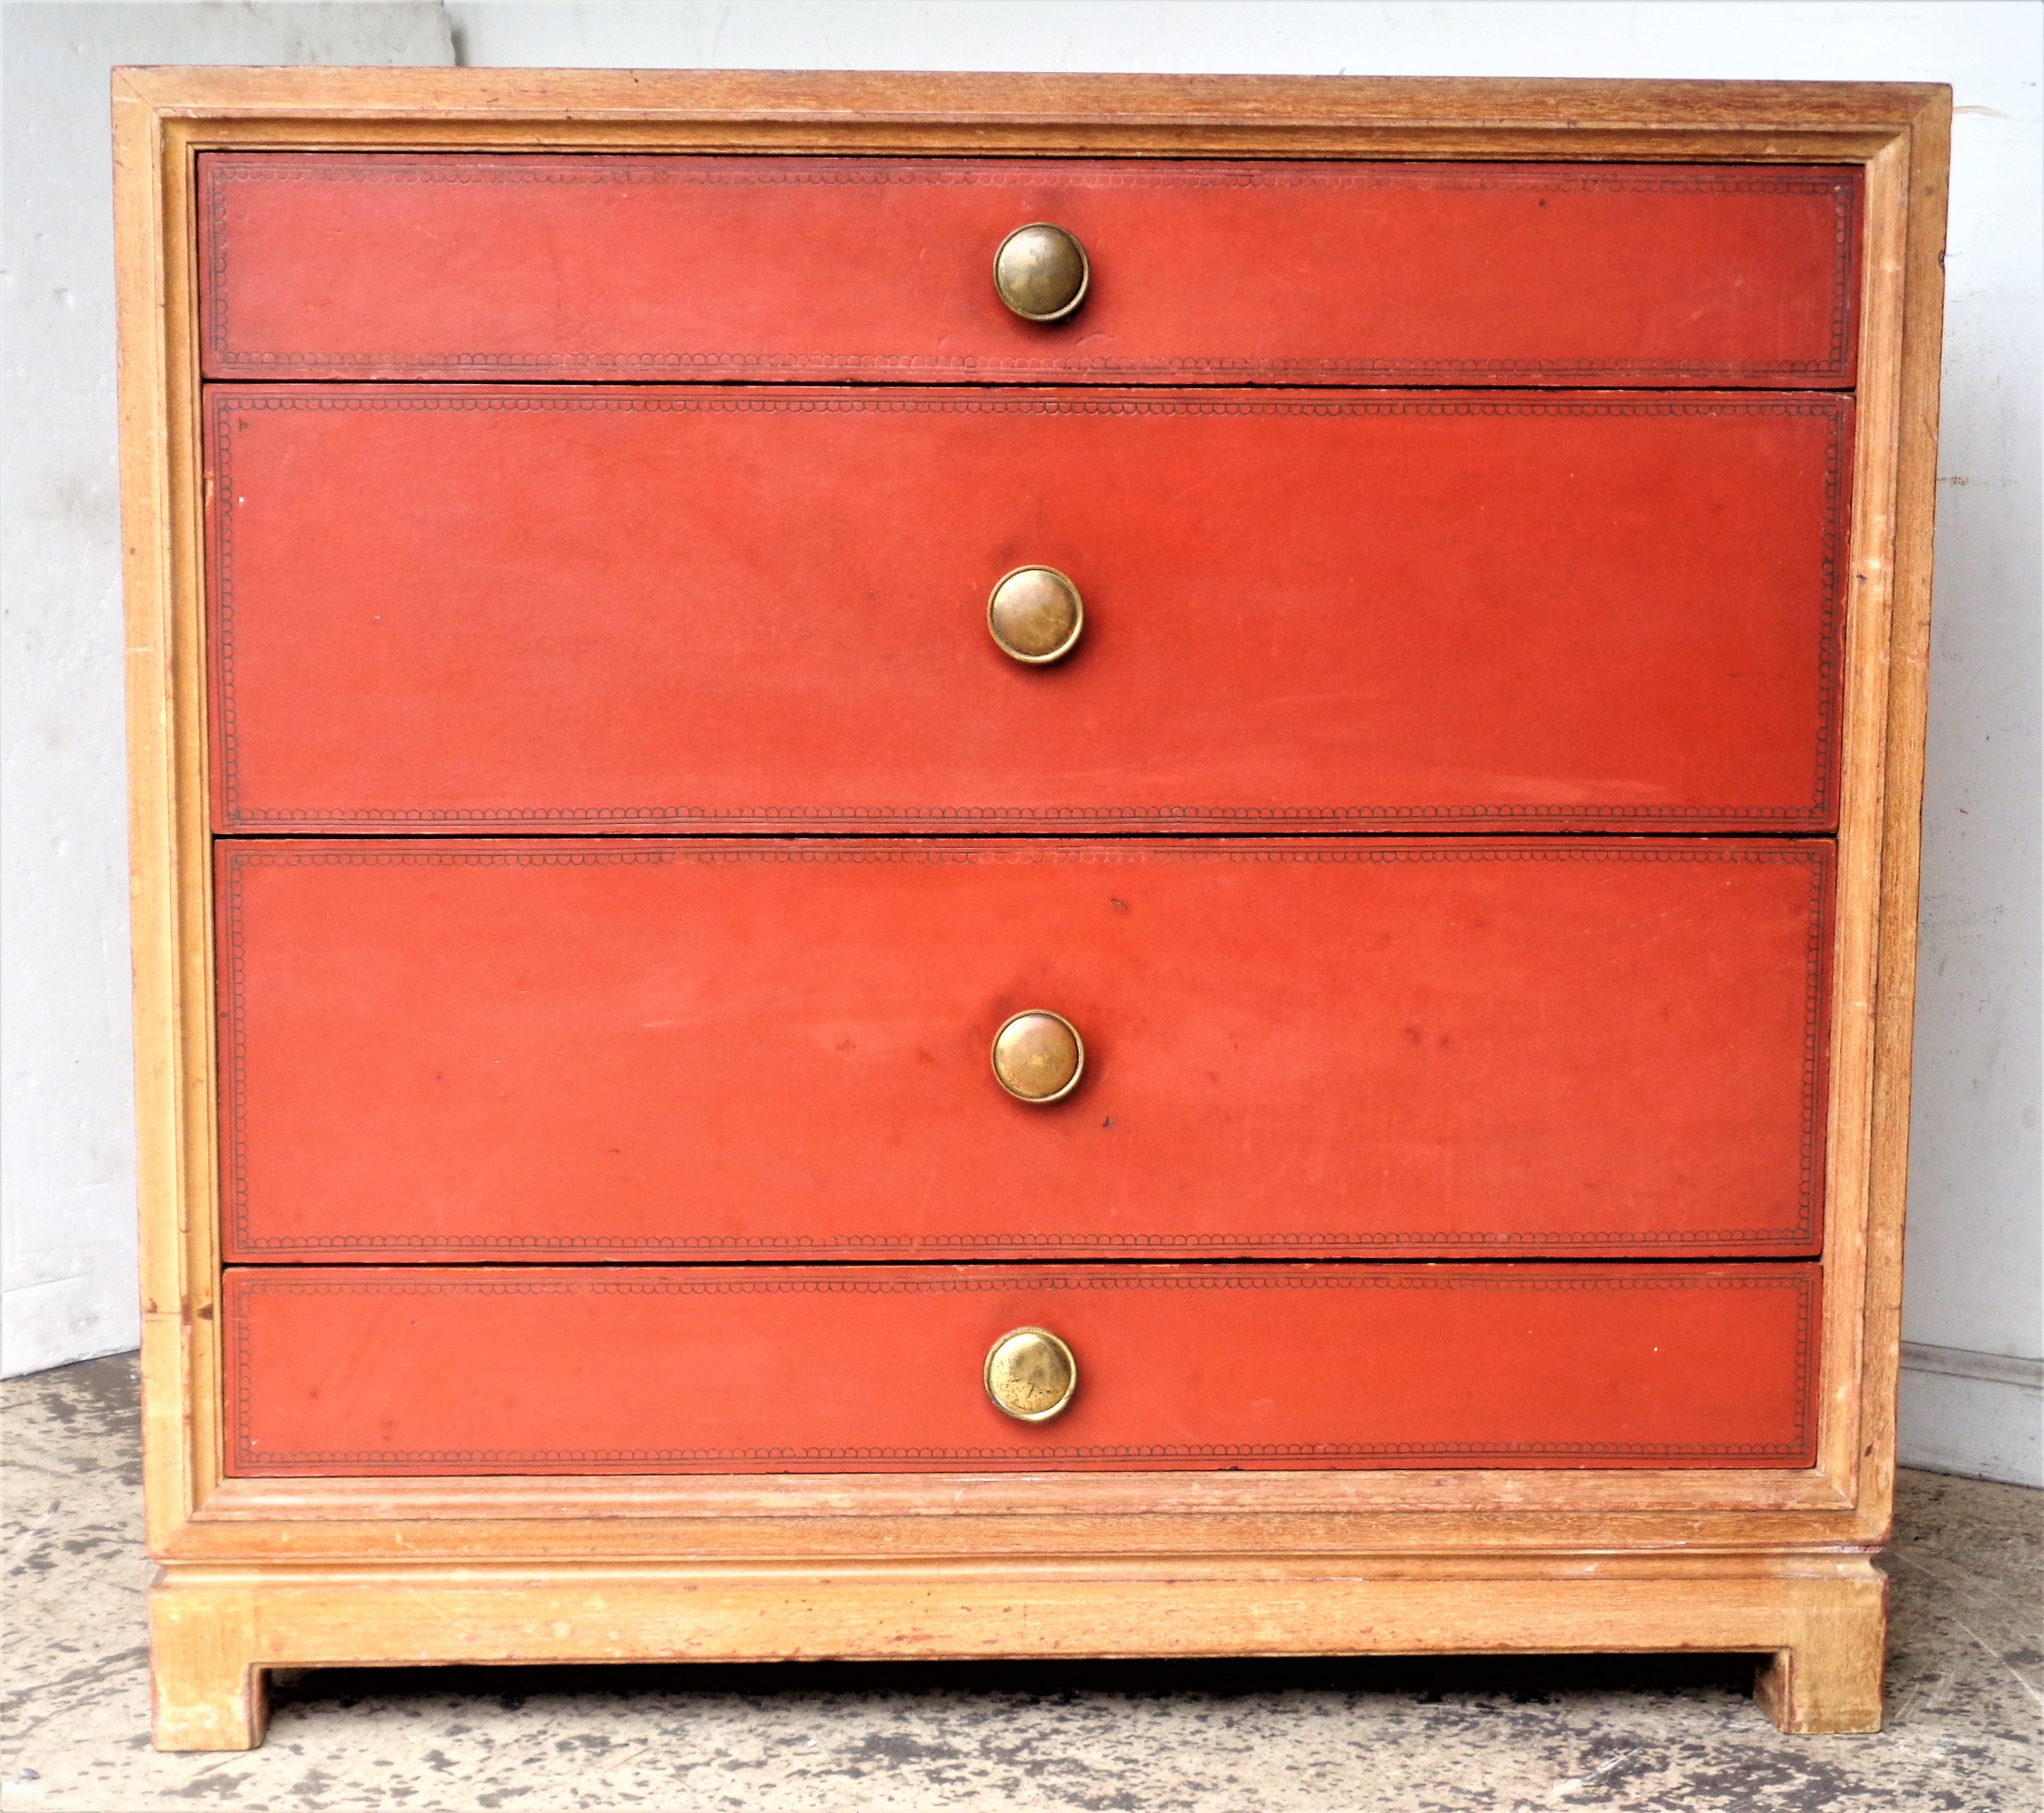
left=985, top=1326, right=1078, bottom=1422
left=993, top=222, right=1090, bottom=322
left=987, top=566, right=1083, bottom=664
left=991, top=1009, right=1084, bottom=1103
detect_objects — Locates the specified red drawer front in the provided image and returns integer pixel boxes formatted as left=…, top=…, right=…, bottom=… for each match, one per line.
left=197, top=154, right=1860, bottom=388
left=217, top=838, right=1830, bottom=1262
left=206, top=387, right=1849, bottom=834
left=222, top=1263, right=1819, bottom=1475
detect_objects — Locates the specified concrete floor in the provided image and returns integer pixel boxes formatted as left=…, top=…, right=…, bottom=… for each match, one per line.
left=3, top=1356, right=2037, bottom=1812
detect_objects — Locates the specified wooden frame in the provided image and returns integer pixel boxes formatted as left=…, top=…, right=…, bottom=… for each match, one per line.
left=114, top=70, right=1950, bottom=1750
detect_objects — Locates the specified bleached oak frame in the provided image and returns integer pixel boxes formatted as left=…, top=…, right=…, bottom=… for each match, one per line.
left=113, top=70, right=1950, bottom=1749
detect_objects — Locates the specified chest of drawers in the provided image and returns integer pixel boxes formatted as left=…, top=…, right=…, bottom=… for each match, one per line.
left=115, top=70, right=1950, bottom=1749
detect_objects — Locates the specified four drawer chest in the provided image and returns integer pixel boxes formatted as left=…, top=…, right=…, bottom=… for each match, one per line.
left=113, top=71, right=1951, bottom=1748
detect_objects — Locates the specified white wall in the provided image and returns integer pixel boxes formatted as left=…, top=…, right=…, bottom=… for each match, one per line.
left=0, top=4, right=453, bottom=1376
left=3, top=2, right=2037, bottom=1482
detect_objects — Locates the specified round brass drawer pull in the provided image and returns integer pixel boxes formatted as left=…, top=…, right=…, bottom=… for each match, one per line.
left=984, top=1326, right=1079, bottom=1422
left=987, top=565, right=1084, bottom=664
left=991, top=1009, right=1085, bottom=1103
left=993, top=222, right=1090, bottom=323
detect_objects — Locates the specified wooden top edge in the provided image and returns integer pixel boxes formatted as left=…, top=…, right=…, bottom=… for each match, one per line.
left=111, top=66, right=1949, bottom=130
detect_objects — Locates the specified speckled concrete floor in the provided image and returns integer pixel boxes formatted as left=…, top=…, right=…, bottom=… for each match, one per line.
left=4, top=1355, right=2038, bottom=1811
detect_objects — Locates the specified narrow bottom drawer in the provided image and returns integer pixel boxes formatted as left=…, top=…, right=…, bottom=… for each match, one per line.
left=224, top=1265, right=1817, bottom=1475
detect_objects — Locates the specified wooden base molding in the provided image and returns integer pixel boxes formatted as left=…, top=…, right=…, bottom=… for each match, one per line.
left=150, top=1553, right=1888, bottom=1749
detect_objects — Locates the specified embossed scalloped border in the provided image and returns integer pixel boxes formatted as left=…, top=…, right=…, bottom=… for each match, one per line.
left=216, top=839, right=1831, bottom=1259
left=225, top=1265, right=1818, bottom=1469
left=206, top=388, right=1848, bottom=834
left=199, top=153, right=1860, bottom=387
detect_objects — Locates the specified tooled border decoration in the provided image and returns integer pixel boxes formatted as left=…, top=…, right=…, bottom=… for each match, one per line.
left=200, top=155, right=1860, bottom=386
left=216, top=840, right=1831, bottom=1258
left=206, top=390, right=1849, bottom=833
left=225, top=1266, right=1818, bottom=1469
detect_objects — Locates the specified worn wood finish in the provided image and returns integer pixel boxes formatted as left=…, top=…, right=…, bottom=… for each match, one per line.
left=150, top=1554, right=1888, bottom=1750
left=166, top=1497, right=1874, bottom=1568
left=1755, top=1562, right=1891, bottom=1736
left=115, top=69, right=222, bottom=1554
left=1808, top=117, right=1947, bottom=1516
left=118, top=67, right=1945, bottom=161
left=1855, top=97, right=1951, bottom=1538
left=114, top=70, right=1950, bottom=1746
left=162, top=1463, right=1871, bottom=1573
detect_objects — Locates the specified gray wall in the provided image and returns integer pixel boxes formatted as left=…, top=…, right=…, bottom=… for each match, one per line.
left=1, top=4, right=454, bottom=1374
left=3, top=1, right=2037, bottom=1484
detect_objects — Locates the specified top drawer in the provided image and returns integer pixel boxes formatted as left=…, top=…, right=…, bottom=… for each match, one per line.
left=197, top=154, right=1862, bottom=387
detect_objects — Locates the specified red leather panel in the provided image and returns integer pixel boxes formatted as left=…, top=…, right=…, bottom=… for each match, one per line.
left=222, top=1263, right=1821, bottom=1475
left=206, top=387, right=1850, bottom=834
left=197, top=154, right=1861, bottom=388
left=217, top=838, right=1830, bottom=1261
